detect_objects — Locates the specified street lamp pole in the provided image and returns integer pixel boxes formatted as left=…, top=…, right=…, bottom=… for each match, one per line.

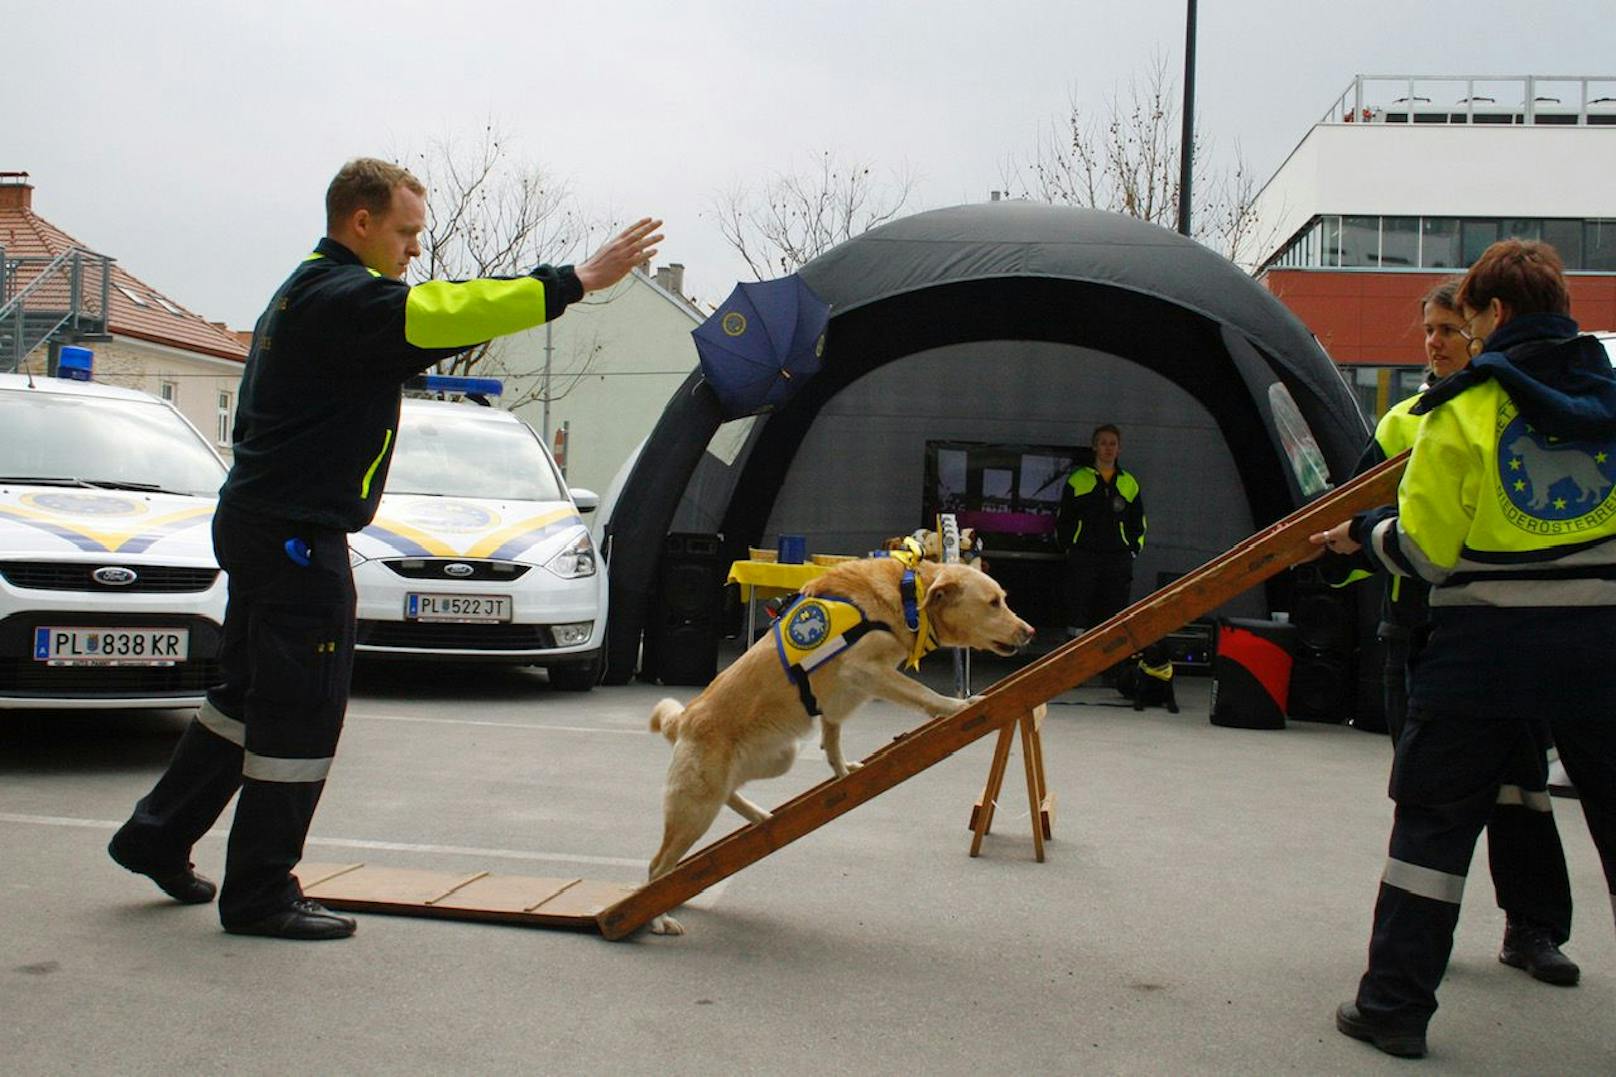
left=1177, top=0, right=1198, bottom=237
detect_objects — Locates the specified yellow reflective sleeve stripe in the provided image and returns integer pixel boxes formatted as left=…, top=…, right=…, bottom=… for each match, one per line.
left=360, top=429, right=393, bottom=499
left=404, top=277, right=548, bottom=349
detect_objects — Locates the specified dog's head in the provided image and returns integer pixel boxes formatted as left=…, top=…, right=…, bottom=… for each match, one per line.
left=920, top=563, right=1035, bottom=656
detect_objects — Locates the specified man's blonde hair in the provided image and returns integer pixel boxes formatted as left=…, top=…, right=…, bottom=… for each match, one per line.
left=325, top=158, right=425, bottom=232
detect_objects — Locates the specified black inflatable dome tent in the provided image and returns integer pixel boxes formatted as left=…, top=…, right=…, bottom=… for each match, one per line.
left=601, top=202, right=1370, bottom=684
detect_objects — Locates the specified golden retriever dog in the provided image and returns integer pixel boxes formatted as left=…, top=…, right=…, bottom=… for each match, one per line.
left=645, top=556, right=1034, bottom=934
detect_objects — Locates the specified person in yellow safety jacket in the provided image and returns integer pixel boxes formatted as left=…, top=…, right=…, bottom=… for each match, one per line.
left=108, top=158, right=663, bottom=941
left=1312, top=240, right=1616, bottom=1059
left=1323, top=278, right=1579, bottom=1001
left=1056, top=423, right=1146, bottom=639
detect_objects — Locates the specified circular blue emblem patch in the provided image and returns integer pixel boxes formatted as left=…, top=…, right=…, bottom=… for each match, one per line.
left=21, top=492, right=144, bottom=517
left=721, top=311, right=747, bottom=337
left=1496, top=413, right=1616, bottom=534
left=400, top=500, right=497, bottom=533
left=786, top=600, right=831, bottom=650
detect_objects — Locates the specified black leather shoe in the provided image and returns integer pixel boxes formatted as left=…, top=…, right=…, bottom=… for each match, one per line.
left=1335, top=1002, right=1427, bottom=1059
left=1499, top=923, right=1580, bottom=986
left=224, top=899, right=357, bottom=940
left=107, top=836, right=217, bottom=905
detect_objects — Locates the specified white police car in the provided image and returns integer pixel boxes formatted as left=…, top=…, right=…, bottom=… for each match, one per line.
left=348, top=377, right=606, bottom=689
left=0, top=364, right=228, bottom=709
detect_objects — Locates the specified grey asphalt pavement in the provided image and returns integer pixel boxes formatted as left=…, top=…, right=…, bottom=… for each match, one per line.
left=2, top=654, right=1612, bottom=1074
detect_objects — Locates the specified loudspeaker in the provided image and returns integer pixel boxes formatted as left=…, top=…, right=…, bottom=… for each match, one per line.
left=1288, top=649, right=1355, bottom=723
left=1289, top=568, right=1356, bottom=653
left=1210, top=618, right=1296, bottom=730
left=650, top=532, right=723, bottom=686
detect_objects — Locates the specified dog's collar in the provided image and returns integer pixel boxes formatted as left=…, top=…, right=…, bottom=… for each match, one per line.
left=1140, top=658, right=1174, bottom=682
left=900, top=569, right=939, bottom=670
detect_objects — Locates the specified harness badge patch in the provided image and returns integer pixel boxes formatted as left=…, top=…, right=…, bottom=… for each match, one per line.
left=1496, top=404, right=1616, bottom=535
left=785, top=599, right=832, bottom=651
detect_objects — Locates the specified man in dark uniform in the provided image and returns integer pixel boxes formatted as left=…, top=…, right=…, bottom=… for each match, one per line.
left=1056, top=424, right=1146, bottom=640
left=108, top=158, right=662, bottom=939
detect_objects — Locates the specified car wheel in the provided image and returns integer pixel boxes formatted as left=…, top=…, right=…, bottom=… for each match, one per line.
left=548, top=658, right=601, bottom=692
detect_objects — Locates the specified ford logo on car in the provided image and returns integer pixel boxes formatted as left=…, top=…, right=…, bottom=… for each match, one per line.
left=443, top=562, right=475, bottom=578
left=93, top=566, right=139, bottom=586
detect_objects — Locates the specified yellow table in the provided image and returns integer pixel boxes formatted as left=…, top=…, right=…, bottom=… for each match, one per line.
left=726, top=559, right=832, bottom=642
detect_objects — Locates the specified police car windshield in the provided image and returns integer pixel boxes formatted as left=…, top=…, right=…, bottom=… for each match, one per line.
left=387, top=408, right=566, bottom=501
left=0, top=389, right=226, bottom=497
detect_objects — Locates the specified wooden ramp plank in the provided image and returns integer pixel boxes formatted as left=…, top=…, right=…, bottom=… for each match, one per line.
left=595, top=454, right=1407, bottom=939
left=296, top=861, right=619, bottom=929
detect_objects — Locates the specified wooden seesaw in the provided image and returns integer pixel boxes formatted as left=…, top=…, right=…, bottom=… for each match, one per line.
left=301, top=452, right=1406, bottom=939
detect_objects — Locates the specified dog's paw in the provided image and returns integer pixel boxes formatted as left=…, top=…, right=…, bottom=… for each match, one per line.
left=649, top=914, right=685, bottom=936
left=844, top=759, right=863, bottom=772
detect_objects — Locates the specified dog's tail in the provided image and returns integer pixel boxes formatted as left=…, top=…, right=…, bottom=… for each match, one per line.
left=649, top=697, right=686, bottom=743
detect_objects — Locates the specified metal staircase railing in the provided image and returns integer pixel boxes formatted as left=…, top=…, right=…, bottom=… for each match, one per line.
left=0, top=244, right=114, bottom=372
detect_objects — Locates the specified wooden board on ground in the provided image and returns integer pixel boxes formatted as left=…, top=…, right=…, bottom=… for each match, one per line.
left=594, top=453, right=1407, bottom=939
left=298, top=861, right=637, bottom=928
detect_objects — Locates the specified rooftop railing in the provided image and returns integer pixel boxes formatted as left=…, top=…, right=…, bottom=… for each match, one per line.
left=1321, top=75, right=1616, bottom=127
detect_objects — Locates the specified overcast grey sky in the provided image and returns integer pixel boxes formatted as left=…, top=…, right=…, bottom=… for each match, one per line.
left=7, top=0, right=1613, bottom=329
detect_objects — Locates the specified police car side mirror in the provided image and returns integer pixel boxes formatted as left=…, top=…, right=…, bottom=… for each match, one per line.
left=570, top=488, right=599, bottom=514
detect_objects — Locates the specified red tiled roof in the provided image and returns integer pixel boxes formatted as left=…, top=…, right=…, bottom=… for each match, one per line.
left=1, top=193, right=247, bottom=363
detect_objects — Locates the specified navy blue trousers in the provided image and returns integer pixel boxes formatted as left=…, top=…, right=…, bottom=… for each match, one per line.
left=112, top=502, right=355, bottom=926
left=1357, top=707, right=1616, bottom=1028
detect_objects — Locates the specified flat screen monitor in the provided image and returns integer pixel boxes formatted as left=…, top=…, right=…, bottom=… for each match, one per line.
left=922, top=440, right=1091, bottom=555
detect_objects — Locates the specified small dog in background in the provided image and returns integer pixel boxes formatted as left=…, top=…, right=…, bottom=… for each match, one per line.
left=1114, top=643, right=1179, bottom=713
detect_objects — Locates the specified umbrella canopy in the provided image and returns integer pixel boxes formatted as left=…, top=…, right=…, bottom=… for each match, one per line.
left=692, top=274, right=831, bottom=420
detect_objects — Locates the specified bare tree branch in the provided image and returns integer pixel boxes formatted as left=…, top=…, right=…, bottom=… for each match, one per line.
left=1002, top=57, right=1272, bottom=266
left=399, top=123, right=617, bottom=386
left=707, top=151, right=916, bottom=278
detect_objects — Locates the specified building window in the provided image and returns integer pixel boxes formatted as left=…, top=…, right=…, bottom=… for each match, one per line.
left=152, top=295, right=185, bottom=316
left=159, top=380, right=178, bottom=404
left=1381, top=217, right=1420, bottom=268
left=1267, top=214, right=1616, bottom=273
left=1341, top=216, right=1380, bottom=266
left=114, top=284, right=149, bottom=307
left=1420, top=218, right=1461, bottom=268
left=1586, top=220, right=1616, bottom=272
left=1461, top=220, right=1500, bottom=265
left=216, top=390, right=233, bottom=445
left=1544, top=219, right=1584, bottom=266
left=1502, top=218, right=1542, bottom=243
left=1321, top=216, right=1341, bottom=266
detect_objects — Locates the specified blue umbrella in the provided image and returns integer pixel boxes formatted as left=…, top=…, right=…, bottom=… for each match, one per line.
left=692, top=274, right=831, bottom=420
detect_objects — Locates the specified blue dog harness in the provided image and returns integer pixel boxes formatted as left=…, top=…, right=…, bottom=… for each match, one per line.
left=772, top=564, right=940, bottom=717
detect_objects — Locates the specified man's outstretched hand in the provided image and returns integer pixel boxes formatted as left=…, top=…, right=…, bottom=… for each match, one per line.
left=575, top=218, right=665, bottom=293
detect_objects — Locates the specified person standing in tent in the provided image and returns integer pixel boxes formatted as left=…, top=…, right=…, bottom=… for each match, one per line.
left=1326, top=278, right=1578, bottom=989
left=1056, top=424, right=1146, bottom=641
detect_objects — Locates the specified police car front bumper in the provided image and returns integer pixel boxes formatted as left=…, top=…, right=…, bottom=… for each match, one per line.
left=351, top=557, right=602, bottom=662
left=0, top=572, right=226, bottom=710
